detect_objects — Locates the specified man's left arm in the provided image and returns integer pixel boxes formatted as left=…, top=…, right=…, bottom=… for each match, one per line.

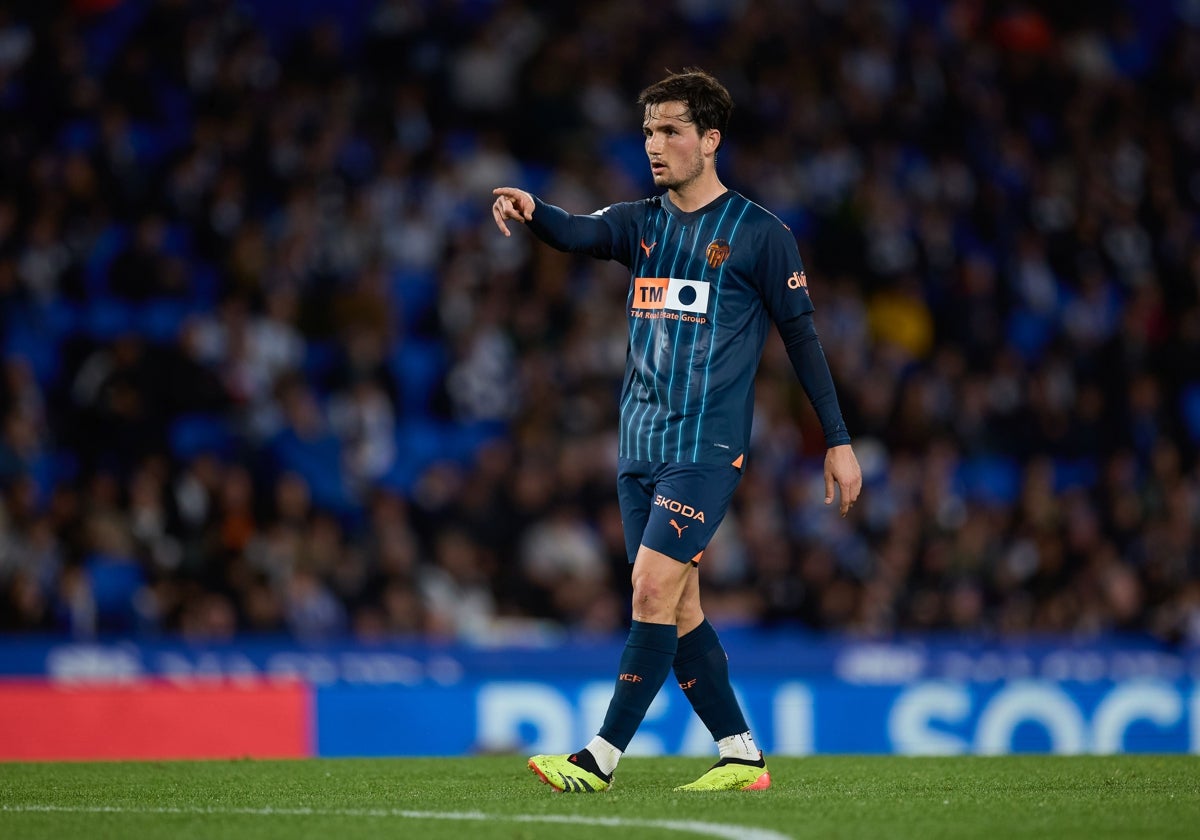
left=777, top=312, right=862, bottom=516
left=757, top=222, right=862, bottom=515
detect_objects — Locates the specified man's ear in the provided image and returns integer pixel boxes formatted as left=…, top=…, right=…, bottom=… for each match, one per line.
left=704, top=129, right=721, bottom=155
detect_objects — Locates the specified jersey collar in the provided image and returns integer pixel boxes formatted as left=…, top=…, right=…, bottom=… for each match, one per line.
left=661, top=190, right=736, bottom=223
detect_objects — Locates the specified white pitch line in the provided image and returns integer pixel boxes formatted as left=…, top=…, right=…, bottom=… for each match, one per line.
left=0, top=804, right=792, bottom=840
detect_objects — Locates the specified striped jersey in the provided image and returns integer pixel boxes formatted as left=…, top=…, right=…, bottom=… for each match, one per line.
left=581, top=190, right=816, bottom=466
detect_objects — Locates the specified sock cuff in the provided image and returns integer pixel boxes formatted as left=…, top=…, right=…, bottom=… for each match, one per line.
left=674, top=619, right=721, bottom=664
left=627, top=620, right=679, bottom=654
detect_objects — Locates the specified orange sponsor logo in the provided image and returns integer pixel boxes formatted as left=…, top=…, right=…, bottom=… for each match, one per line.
left=668, top=519, right=689, bottom=538
left=640, top=238, right=657, bottom=258
left=679, top=679, right=697, bottom=690
left=632, top=277, right=669, bottom=309
left=618, top=673, right=643, bottom=683
left=788, top=270, right=807, bottom=289
left=706, top=239, right=731, bottom=268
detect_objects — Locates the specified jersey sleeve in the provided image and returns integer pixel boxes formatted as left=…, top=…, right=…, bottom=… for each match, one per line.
left=528, top=198, right=637, bottom=266
left=756, top=216, right=851, bottom=447
left=754, top=220, right=815, bottom=323
left=777, top=313, right=852, bottom=447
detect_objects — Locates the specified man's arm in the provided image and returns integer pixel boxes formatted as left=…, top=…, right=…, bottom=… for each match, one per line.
left=777, top=312, right=863, bottom=516
left=492, top=187, right=616, bottom=257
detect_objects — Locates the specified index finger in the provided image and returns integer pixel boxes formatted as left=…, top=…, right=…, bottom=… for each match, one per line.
left=492, top=195, right=512, bottom=236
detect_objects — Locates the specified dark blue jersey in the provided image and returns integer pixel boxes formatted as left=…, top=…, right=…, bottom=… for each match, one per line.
left=529, top=190, right=846, bottom=466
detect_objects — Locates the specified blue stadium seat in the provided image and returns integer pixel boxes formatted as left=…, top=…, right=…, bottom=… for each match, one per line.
left=376, top=418, right=450, bottom=495
left=388, top=338, right=446, bottom=417
left=603, top=135, right=655, bottom=191
left=376, top=418, right=505, bottom=496
left=84, top=224, right=131, bottom=297
left=1053, top=459, right=1099, bottom=493
left=188, top=264, right=221, bottom=308
left=84, top=552, right=145, bottom=633
left=303, top=340, right=340, bottom=389
left=1006, top=309, right=1055, bottom=361
left=78, top=0, right=145, bottom=74
left=956, top=456, right=1021, bottom=506
left=268, top=426, right=358, bottom=515
left=58, top=118, right=98, bottom=153
left=168, top=413, right=235, bottom=460
left=138, top=297, right=192, bottom=343
left=449, top=419, right=507, bottom=464
left=83, top=298, right=136, bottom=340
left=389, top=268, right=439, bottom=332
left=1182, top=383, right=1200, bottom=444
left=2, top=318, right=61, bottom=388
left=42, top=299, right=81, bottom=341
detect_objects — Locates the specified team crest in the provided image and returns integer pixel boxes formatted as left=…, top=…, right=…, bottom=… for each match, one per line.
left=705, top=239, right=731, bottom=268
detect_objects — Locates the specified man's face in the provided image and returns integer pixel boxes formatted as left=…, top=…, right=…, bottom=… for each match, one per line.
left=642, top=101, right=711, bottom=192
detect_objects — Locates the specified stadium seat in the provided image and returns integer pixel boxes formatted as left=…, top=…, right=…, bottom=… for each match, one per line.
left=956, top=456, right=1021, bottom=506
left=138, top=297, right=192, bottom=343
left=1052, top=459, right=1099, bottom=493
left=82, top=298, right=136, bottom=340
left=388, top=338, right=447, bottom=417
left=84, top=552, right=145, bottom=633
left=389, top=268, right=439, bottom=333
left=84, top=224, right=131, bottom=297
left=1182, top=383, right=1200, bottom=444
left=168, top=413, right=236, bottom=460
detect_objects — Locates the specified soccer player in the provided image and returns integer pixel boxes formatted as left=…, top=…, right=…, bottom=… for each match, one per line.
left=491, top=68, right=862, bottom=792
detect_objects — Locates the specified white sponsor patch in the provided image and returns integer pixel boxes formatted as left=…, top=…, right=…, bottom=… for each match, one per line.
left=664, top=278, right=710, bottom=313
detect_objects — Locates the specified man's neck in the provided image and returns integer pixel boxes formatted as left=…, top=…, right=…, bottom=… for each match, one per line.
left=668, top=175, right=727, bottom=213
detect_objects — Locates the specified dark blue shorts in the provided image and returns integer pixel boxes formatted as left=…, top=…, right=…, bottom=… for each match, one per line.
left=616, top=457, right=743, bottom=566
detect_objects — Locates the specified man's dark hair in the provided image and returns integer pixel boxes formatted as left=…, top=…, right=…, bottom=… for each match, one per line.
left=637, top=68, right=733, bottom=152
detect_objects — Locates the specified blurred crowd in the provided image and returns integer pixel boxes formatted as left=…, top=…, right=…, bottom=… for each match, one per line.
left=1, top=0, right=1198, bottom=645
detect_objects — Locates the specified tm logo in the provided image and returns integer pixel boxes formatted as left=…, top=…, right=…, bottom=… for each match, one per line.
left=632, top=278, right=710, bottom=314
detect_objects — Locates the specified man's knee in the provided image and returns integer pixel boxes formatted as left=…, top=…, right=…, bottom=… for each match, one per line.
left=630, top=547, right=690, bottom=622
left=630, top=568, right=673, bottom=611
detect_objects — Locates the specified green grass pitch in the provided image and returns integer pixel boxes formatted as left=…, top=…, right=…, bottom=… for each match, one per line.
left=1, top=755, right=1197, bottom=839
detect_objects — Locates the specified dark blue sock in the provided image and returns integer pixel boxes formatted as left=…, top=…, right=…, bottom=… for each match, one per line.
left=597, top=620, right=678, bottom=751
left=673, top=619, right=749, bottom=740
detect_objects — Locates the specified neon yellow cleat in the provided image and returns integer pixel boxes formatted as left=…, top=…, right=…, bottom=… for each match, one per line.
left=674, top=753, right=771, bottom=791
left=527, top=753, right=613, bottom=793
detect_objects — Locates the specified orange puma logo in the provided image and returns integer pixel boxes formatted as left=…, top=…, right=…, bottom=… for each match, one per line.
left=640, top=238, right=657, bottom=258
left=669, top=519, right=688, bottom=538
